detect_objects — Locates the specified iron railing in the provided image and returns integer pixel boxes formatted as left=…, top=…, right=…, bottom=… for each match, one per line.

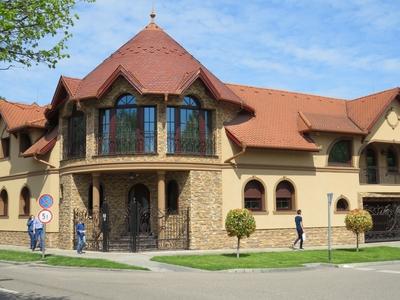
left=167, top=134, right=215, bottom=156
left=98, top=131, right=156, bottom=155
left=359, top=167, right=400, bottom=184
left=64, top=143, right=86, bottom=160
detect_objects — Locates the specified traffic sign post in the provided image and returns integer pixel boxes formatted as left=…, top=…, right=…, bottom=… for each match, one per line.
left=37, top=196, right=54, bottom=259
left=327, top=192, right=333, bottom=263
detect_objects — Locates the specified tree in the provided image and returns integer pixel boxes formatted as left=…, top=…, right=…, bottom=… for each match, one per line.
left=225, top=208, right=256, bottom=258
left=0, top=0, right=94, bottom=69
left=345, top=209, right=373, bottom=252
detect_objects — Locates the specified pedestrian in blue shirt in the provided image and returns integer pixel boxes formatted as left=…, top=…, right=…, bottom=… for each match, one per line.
left=76, top=220, right=86, bottom=254
left=32, top=217, right=44, bottom=251
left=27, top=215, right=35, bottom=250
left=292, top=209, right=305, bottom=250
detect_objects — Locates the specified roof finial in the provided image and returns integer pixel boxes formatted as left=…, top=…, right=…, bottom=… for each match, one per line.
left=150, top=4, right=156, bottom=23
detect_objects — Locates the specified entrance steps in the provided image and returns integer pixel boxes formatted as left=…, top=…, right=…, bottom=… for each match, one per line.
left=108, top=235, right=158, bottom=252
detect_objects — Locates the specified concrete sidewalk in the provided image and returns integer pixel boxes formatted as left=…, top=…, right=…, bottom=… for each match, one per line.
left=1, top=241, right=399, bottom=272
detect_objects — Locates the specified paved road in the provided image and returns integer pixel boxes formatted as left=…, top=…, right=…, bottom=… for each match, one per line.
left=0, top=262, right=399, bottom=300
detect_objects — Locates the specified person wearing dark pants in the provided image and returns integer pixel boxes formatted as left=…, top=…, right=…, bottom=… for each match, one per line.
left=76, top=220, right=86, bottom=254
left=27, top=215, right=35, bottom=250
left=32, top=217, right=44, bottom=251
left=292, top=209, right=304, bottom=250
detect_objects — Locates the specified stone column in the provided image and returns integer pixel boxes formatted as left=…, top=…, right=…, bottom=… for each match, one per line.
left=157, top=171, right=166, bottom=240
left=92, top=173, right=100, bottom=213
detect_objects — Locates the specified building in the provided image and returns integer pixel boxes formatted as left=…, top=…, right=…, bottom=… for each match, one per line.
left=1, top=15, right=400, bottom=251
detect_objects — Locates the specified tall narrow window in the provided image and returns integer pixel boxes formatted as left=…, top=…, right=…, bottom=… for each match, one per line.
left=244, top=180, right=264, bottom=211
left=167, top=96, right=213, bottom=155
left=19, top=186, right=30, bottom=216
left=387, top=148, right=398, bottom=172
left=66, top=105, right=86, bottom=158
left=19, top=133, right=31, bottom=154
left=1, top=137, right=10, bottom=158
left=276, top=180, right=295, bottom=211
left=99, top=94, right=155, bottom=155
left=328, top=139, right=352, bottom=166
left=0, top=189, right=8, bottom=216
left=166, top=180, right=179, bottom=213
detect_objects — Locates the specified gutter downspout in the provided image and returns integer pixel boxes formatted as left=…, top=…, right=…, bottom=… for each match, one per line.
left=33, top=154, right=56, bottom=169
left=224, top=143, right=247, bottom=166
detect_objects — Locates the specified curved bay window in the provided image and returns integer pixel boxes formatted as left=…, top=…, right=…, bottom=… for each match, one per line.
left=336, top=198, right=349, bottom=211
left=19, top=186, right=30, bottom=216
left=244, top=180, right=264, bottom=211
left=0, top=189, right=8, bottom=216
left=66, top=105, right=86, bottom=158
left=276, top=180, right=295, bottom=211
left=166, top=180, right=179, bottom=213
left=99, top=94, right=156, bottom=155
left=387, top=148, right=398, bottom=172
left=328, top=139, right=352, bottom=166
left=167, top=96, right=214, bottom=155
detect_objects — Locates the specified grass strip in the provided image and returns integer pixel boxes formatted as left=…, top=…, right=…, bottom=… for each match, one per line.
left=0, top=250, right=148, bottom=271
left=151, top=246, right=400, bottom=271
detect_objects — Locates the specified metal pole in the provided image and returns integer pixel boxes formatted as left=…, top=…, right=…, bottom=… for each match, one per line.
left=327, top=193, right=333, bottom=263
left=42, top=224, right=46, bottom=259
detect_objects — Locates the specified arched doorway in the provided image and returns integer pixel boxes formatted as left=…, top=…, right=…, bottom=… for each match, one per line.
left=128, top=184, right=151, bottom=235
left=366, top=148, right=378, bottom=184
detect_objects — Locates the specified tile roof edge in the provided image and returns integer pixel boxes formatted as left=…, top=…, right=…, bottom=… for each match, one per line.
left=22, top=126, right=58, bottom=157
left=348, top=87, right=400, bottom=102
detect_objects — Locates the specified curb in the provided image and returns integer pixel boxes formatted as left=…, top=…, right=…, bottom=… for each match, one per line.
left=221, top=263, right=339, bottom=273
left=339, top=260, right=400, bottom=268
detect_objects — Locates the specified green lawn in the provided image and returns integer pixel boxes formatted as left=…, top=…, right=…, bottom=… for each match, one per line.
left=0, top=250, right=147, bottom=271
left=151, top=246, right=400, bottom=271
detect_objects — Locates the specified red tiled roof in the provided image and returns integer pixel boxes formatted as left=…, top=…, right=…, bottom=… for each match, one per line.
left=346, top=87, right=400, bottom=131
left=69, top=22, right=250, bottom=111
left=0, top=99, right=47, bottom=132
left=23, top=126, right=58, bottom=157
left=62, top=76, right=81, bottom=97
left=225, top=84, right=358, bottom=151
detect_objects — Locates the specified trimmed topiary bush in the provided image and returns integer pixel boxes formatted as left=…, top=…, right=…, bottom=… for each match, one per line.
left=345, top=209, right=373, bottom=252
left=225, top=208, right=256, bottom=258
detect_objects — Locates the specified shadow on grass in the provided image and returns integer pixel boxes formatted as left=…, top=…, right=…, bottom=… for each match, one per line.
left=221, top=253, right=251, bottom=258
left=335, top=248, right=364, bottom=253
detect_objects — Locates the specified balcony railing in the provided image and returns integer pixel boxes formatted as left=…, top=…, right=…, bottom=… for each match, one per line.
left=167, top=134, right=215, bottom=156
left=98, top=131, right=156, bottom=155
left=359, top=167, right=400, bottom=184
left=63, top=143, right=86, bottom=160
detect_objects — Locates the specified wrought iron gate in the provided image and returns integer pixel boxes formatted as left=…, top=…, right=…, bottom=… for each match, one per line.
left=364, top=199, right=400, bottom=242
left=73, top=208, right=102, bottom=251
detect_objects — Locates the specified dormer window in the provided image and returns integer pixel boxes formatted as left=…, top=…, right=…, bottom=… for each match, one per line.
left=19, top=133, right=31, bottom=154
left=328, top=139, right=352, bottom=166
left=167, top=96, right=214, bottom=155
left=0, top=137, right=10, bottom=158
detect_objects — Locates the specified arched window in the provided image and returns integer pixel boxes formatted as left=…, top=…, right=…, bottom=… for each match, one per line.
left=0, top=189, right=8, bottom=216
left=166, top=180, right=179, bottom=213
left=66, top=105, right=86, bottom=158
left=387, top=148, right=398, bottom=172
left=99, top=94, right=155, bottom=155
left=276, top=180, right=295, bottom=211
left=19, top=186, right=30, bottom=216
left=88, top=184, right=104, bottom=216
left=328, top=139, right=352, bottom=166
left=19, top=133, right=32, bottom=153
left=167, top=96, right=214, bottom=155
left=336, top=198, right=349, bottom=211
left=244, top=180, right=265, bottom=211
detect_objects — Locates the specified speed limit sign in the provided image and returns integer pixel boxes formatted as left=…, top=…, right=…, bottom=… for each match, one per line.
left=38, top=209, right=53, bottom=224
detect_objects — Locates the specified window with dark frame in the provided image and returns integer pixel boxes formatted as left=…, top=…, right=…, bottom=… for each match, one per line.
left=336, top=198, right=349, bottom=211
left=387, top=148, right=398, bottom=172
left=328, top=139, right=352, bottom=166
left=19, top=187, right=30, bottom=216
left=19, top=133, right=31, bottom=154
left=166, top=180, right=179, bottom=213
left=99, top=94, right=156, bottom=155
left=0, top=189, right=8, bottom=216
left=244, top=180, right=264, bottom=211
left=66, top=105, right=86, bottom=158
left=1, top=137, right=10, bottom=158
left=276, top=180, right=294, bottom=211
left=167, top=96, right=214, bottom=155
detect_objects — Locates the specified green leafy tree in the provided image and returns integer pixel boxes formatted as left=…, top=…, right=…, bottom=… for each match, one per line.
left=225, top=208, right=256, bottom=258
left=345, top=209, right=373, bottom=252
left=0, top=0, right=95, bottom=69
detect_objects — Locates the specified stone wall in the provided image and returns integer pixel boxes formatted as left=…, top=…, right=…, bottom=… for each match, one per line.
left=0, top=231, right=59, bottom=248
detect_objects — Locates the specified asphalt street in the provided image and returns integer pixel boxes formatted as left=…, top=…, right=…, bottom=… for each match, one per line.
left=0, top=261, right=399, bottom=300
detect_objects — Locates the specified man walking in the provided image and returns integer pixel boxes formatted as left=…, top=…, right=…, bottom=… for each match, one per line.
left=76, top=220, right=86, bottom=254
left=32, top=217, right=44, bottom=251
left=27, top=215, right=35, bottom=250
left=292, top=209, right=304, bottom=250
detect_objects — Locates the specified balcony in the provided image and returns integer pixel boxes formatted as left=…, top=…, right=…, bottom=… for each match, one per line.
left=167, top=134, right=215, bottom=156
left=98, top=131, right=156, bottom=155
left=359, top=167, right=400, bottom=185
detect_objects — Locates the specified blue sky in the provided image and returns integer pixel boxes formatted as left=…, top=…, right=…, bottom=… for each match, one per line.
left=1, top=0, right=400, bottom=105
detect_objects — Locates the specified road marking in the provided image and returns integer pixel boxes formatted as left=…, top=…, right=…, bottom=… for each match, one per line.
left=377, top=270, right=400, bottom=275
left=0, top=287, right=18, bottom=294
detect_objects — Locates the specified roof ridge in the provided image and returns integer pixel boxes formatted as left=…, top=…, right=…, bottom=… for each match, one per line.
left=0, top=98, right=46, bottom=109
left=226, top=82, right=346, bottom=102
left=349, top=87, right=400, bottom=102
